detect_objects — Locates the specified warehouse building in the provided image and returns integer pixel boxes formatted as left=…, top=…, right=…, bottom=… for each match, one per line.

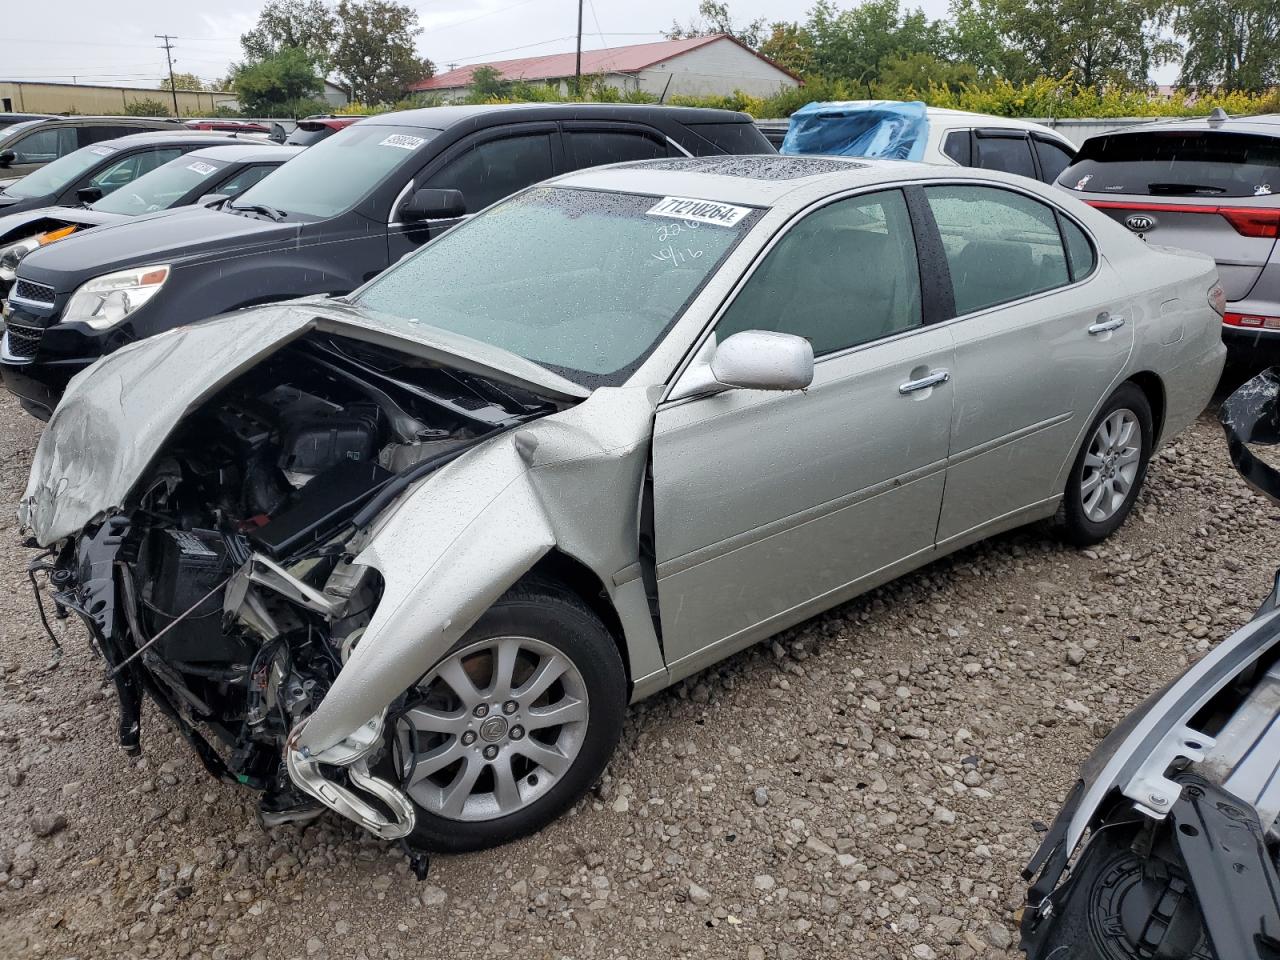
left=0, top=81, right=236, bottom=116
left=411, top=34, right=801, bottom=102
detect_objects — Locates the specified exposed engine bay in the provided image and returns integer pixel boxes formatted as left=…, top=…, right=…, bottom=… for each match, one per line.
left=32, top=332, right=561, bottom=859
left=1020, top=369, right=1280, bottom=960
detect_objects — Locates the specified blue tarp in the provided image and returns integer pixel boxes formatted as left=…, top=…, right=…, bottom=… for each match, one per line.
left=780, top=100, right=929, bottom=161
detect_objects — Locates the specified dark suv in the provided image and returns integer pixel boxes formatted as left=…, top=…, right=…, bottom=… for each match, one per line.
left=1, top=103, right=773, bottom=417
left=0, top=116, right=178, bottom=183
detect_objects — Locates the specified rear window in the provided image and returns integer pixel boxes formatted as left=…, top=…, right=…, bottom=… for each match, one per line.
left=1059, top=130, right=1280, bottom=199
left=285, top=124, right=336, bottom=147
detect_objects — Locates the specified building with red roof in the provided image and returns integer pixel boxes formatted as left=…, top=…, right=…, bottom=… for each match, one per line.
left=410, top=34, right=801, bottom=101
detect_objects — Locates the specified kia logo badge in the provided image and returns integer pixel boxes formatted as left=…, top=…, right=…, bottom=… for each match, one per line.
left=1125, top=214, right=1156, bottom=232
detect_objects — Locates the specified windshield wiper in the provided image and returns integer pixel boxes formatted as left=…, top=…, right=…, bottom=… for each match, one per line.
left=228, top=202, right=286, bottom=221
left=1148, top=182, right=1227, bottom=196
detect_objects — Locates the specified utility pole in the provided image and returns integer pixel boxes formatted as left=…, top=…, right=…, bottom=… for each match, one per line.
left=574, top=0, right=583, bottom=96
left=156, top=34, right=179, bottom=117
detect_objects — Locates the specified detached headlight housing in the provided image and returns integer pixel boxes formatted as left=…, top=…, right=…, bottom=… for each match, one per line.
left=0, top=237, right=40, bottom=282
left=63, top=265, right=170, bottom=330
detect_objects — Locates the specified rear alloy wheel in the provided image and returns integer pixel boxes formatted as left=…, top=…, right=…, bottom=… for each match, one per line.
left=391, top=583, right=625, bottom=852
left=1059, top=382, right=1152, bottom=546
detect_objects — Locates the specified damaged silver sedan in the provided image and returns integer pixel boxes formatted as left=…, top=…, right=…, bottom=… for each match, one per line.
left=20, top=156, right=1225, bottom=859
left=1020, top=369, right=1280, bottom=960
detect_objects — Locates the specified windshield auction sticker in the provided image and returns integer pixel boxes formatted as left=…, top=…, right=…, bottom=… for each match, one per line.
left=379, top=134, right=426, bottom=151
left=186, top=161, right=218, bottom=176
left=647, top=196, right=751, bottom=227
left=89, top=145, right=117, bottom=156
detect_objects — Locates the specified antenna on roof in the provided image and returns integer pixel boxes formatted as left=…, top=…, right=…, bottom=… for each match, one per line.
left=1209, top=106, right=1229, bottom=124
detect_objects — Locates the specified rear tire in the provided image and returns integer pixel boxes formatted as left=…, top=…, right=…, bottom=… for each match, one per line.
left=1059, top=382, right=1152, bottom=547
left=390, top=582, right=626, bottom=853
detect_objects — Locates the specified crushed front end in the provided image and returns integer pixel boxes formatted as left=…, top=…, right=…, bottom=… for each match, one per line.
left=1021, top=369, right=1280, bottom=959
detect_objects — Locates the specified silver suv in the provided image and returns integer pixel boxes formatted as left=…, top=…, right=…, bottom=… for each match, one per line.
left=1056, top=111, right=1279, bottom=351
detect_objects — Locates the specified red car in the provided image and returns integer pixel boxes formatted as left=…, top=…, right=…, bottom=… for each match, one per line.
left=184, top=119, right=272, bottom=134
left=285, top=115, right=364, bottom=146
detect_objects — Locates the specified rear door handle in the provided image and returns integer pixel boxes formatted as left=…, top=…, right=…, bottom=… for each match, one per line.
left=899, top=370, right=950, bottom=394
left=1089, top=314, right=1126, bottom=335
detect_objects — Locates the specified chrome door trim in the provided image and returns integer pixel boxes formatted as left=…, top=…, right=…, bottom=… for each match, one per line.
left=1089, top=315, right=1127, bottom=334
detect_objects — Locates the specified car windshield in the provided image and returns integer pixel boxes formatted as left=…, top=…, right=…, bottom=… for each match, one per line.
left=4, top=143, right=113, bottom=199
left=234, top=123, right=439, bottom=218
left=354, top=186, right=760, bottom=388
left=1059, top=130, right=1280, bottom=198
left=90, top=155, right=229, bottom=215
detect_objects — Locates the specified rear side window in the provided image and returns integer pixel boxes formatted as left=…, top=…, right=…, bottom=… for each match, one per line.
left=926, top=185, right=1070, bottom=314
left=565, top=130, right=667, bottom=169
left=1034, top=138, right=1075, bottom=183
left=973, top=134, right=1036, bottom=179
left=1059, top=130, right=1280, bottom=198
left=942, top=130, right=971, bottom=166
left=688, top=121, right=774, bottom=155
left=716, top=189, right=922, bottom=355
left=425, top=133, right=555, bottom=213
left=1060, top=216, right=1096, bottom=281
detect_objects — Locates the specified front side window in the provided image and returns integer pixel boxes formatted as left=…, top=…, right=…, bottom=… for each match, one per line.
left=4, top=141, right=109, bottom=198
left=9, top=127, right=77, bottom=165
left=424, top=133, right=555, bottom=213
left=926, top=185, right=1070, bottom=314
left=89, top=148, right=184, bottom=195
left=355, top=186, right=758, bottom=387
left=92, top=154, right=231, bottom=215
left=235, top=123, right=440, bottom=219
left=974, top=134, right=1036, bottom=179
left=715, top=189, right=923, bottom=356
left=215, top=164, right=278, bottom=198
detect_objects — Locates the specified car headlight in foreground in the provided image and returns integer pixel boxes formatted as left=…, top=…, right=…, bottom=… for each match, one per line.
left=63, top=264, right=169, bottom=329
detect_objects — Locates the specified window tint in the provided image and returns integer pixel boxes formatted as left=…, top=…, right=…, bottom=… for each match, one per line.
left=942, top=130, right=971, bottom=166
left=974, top=134, right=1036, bottom=179
left=926, top=185, right=1070, bottom=314
left=1057, top=130, right=1280, bottom=198
left=426, top=133, right=555, bottom=213
left=10, top=127, right=76, bottom=163
left=216, top=164, right=277, bottom=197
left=716, top=189, right=922, bottom=356
left=78, top=125, right=129, bottom=147
left=89, top=148, right=184, bottom=194
left=1033, top=138, right=1075, bottom=183
left=565, top=131, right=666, bottom=170
left=688, top=121, right=773, bottom=154
left=1060, top=216, right=1096, bottom=281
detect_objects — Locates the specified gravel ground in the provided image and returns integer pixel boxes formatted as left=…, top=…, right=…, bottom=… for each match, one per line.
left=0, top=372, right=1276, bottom=960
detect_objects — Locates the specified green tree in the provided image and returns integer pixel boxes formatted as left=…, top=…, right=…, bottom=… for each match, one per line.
left=231, top=46, right=323, bottom=114
left=806, top=0, right=943, bottom=95
left=124, top=97, right=171, bottom=117
left=875, top=51, right=979, bottom=94
left=468, top=66, right=508, bottom=99
left=332, top=0, right=433, bottom=104
left=988, top=0, right=1177, bottom=89
left=945, top=0, right=1032, bottom=81
left=242, top=0, right=338, bottom=72
left=160, top=72, right=207, bottom=92
left=664, top=1, right=767, bottom=49
left=757, top=22, right=815, bottom=75
left=1175, top=0, right=1280, bottom=93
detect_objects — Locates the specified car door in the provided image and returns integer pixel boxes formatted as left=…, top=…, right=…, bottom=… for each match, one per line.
left=924, top=183, right=1135, bottom=547
left=650, top=188, right=955, bottom=675
left=972, top=129, right=1038, bottom=180
left=387, top=123, right=560, bottom=263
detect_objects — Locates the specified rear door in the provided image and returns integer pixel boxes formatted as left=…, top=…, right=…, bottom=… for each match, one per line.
left=1059, top=129, right=1280, bottom=301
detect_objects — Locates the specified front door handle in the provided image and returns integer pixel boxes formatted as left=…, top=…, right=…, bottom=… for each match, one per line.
left=1088, top=313, right=1126, bottom=335
left=899, top=369, right=950, bottom=394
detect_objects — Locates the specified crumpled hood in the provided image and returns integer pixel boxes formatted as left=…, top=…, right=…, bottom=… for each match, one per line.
left=19, top=300, right=589, bottom=545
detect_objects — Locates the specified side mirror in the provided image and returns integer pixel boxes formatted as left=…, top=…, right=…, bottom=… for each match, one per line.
left=0, top=150, right=16, bottom=168
left=399, top=187, right=466, bottom=222
left=197, top=193, right=231, bottom=207
left=76, top=185, right=103, bottom=204
left=668, top=330, right=814, bottom=401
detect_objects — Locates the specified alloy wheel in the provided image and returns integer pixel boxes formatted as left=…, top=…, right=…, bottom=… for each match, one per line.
left=1080, top=408, right=1142, bottom=522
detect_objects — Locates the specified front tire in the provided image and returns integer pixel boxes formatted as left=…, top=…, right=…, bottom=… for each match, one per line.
left=1059, top=382, right=1153, bottom=546
left=390, top=582, right=626, bottom=853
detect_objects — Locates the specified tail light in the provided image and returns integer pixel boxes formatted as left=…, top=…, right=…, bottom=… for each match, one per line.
left=1208, top=281, right=1226, bottom=316
left=1084, top=201, right=1280, bottom=239
left=1224, top=312, right=1280, bottom=330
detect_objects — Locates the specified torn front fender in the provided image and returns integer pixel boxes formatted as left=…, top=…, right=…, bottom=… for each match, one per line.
left=294, top=385, right=661, bottom=755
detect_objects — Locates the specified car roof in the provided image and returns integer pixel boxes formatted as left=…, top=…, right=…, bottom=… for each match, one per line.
left=921, top=107, right=1066, bottom=139
left=96, top=130, right=269, bottom=150
left=1089, top=113, right=1280, bottom=139
left=183, top=143, right=302, bottom=163
left=361, top=102, right=754, bottom=130
left=551, top=154, right=1056, bottom=208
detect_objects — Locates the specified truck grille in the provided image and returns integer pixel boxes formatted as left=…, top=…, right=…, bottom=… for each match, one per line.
left=2, top=323, right=42, bottom=360
left=12, top=279, right=55, bottom=306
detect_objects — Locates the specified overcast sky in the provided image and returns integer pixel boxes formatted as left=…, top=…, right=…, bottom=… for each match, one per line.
left=7, top=0, right=1174, bottom=89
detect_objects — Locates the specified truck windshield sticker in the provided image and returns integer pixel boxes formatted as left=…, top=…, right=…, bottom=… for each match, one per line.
left=646, top=196, right=751, bottom=227
left=379, top=134, right=426, bottom=151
